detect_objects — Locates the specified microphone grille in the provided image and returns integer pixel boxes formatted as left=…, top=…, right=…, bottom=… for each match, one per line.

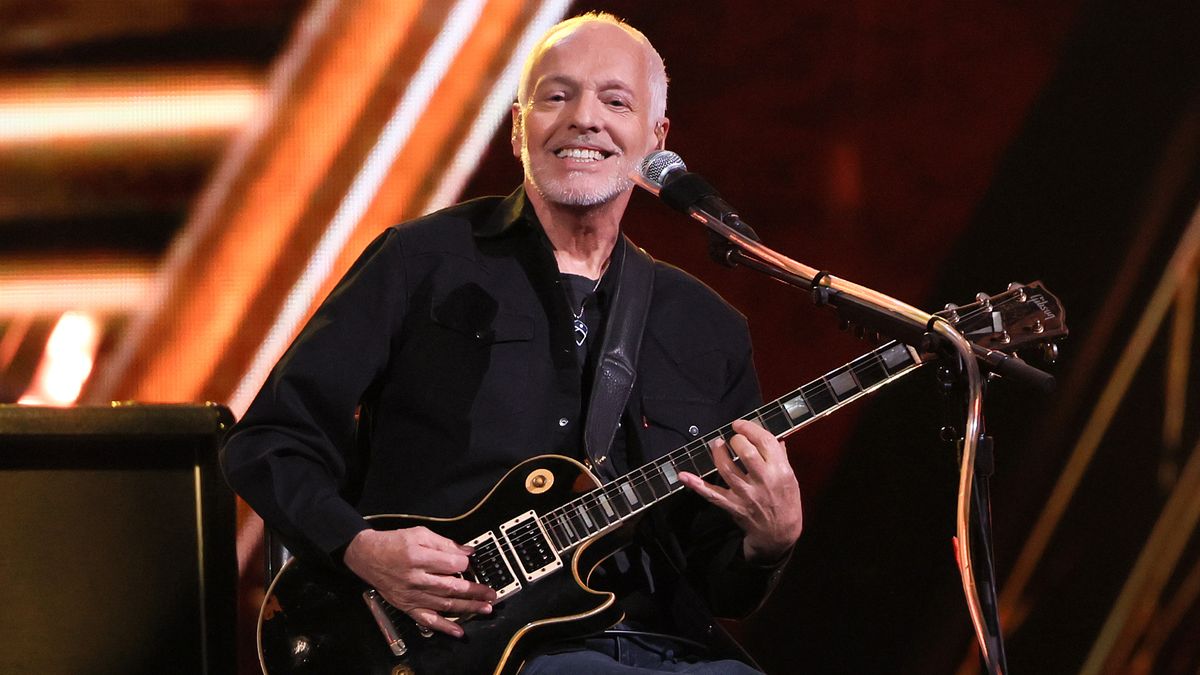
left=638, top=150, right=687, bottom=187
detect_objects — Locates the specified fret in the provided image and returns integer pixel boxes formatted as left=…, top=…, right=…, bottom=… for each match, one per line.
left=585, top=498, right=612, bottom=529
left=852, top=352, right=889, bottom=388
left=643, top=463, right=673, bottom=498
left=559, top=513, right=580, bottom=542
left=632, top=468, right=658, bottom=504
left=576, top=503, right=596, bottom=531
left=802, top=380, right=837, bottom=415
left=546, top=518, right=569, bottom=550
left=782, top=392, right=812, bottom=425
left=690, top=446, right=717, bottom=474
left=619, top=480, right=640, bottom=508
left=658, top=459, right=680, bottom=486
left=596, top=490, right=617, bottom=519
left=673, top=444, right=704, bottom=475
left=605, top=483, right=632, bottom=517
left=827, top=367, right=859, bottom=400
left=566, top=505, right=590, bottom=538
left=761, top=402, right=793, bottom=437
left=880, top=342, right=913, bottom=372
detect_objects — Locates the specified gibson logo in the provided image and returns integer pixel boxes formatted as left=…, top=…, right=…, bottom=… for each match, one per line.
left=1031, top=293, right=1056, bottom=319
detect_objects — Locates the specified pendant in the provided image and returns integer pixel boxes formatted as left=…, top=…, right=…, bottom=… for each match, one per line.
left=573, top=317, right=588, bottom=346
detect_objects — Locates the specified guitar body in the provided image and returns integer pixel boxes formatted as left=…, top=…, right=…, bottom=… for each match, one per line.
left=258, top=455, right=625, bottom=675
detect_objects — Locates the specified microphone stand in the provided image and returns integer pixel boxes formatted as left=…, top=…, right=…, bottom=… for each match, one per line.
left=642, top=182, right=1023, bottom=674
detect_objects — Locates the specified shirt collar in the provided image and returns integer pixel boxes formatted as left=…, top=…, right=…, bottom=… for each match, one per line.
left=473, top=186, right=537, bottom=238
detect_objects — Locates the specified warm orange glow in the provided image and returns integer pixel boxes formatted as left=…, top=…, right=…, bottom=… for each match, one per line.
left=0, top=69, right=263, bottom=145
left=18, top=311, right=103, bottom=406
left=0, top=257, right=156, bottom=316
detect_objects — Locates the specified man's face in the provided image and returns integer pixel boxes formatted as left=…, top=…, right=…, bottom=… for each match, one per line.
left=512, top=24, right=668, bottom=208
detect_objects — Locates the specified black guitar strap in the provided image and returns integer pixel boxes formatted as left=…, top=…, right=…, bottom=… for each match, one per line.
left=583, top=235, right=655, bottom=483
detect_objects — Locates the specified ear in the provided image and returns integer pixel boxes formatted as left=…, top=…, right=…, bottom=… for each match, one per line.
left=510, top=103, right=523, bottom=159
left=653, top=117, right=670, bottom=150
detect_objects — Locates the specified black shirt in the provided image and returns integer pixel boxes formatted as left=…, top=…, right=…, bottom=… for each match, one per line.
left=222, top=188, right=786, bottom=632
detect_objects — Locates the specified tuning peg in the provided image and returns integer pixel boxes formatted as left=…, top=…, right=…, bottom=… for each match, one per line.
left=1041, top=343, right=1058, bottom=364
left=1007, top=282, right=1028, bottom=302
left=975, top=292, right=992, bottom=310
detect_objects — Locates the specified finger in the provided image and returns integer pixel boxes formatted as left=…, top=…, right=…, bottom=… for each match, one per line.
left=678, top=471, right=737, bottom=513
left=430, top=573, right=498, bottom=602
left=709, top=437, right=751, bottom=488
left=731, top=419, right=783, bottom=462
left=727, top=433, right=767, bottom=474
left=408, top=607, right=466, bottom=639
left=409, top=545, right=472, bottom=575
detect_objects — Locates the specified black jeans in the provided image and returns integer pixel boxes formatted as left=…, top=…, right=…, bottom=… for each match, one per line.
left=521, top=632, right=764, bottom=674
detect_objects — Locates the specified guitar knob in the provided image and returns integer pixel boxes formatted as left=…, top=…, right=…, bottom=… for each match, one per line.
left=418, top=625, right=434, bottom=638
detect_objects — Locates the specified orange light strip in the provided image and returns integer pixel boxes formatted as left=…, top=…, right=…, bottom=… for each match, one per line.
left=90, top=0, right=431, bottom=403
left=0, top=69, right=262, bottom=145
left=0, top=257, right=156, bottom=316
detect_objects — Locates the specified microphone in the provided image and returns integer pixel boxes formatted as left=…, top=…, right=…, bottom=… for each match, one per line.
left=633, top=150, right=762, bottom=246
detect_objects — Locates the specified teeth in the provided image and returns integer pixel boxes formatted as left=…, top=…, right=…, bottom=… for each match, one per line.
left=556, top=147, right=605, bottom=161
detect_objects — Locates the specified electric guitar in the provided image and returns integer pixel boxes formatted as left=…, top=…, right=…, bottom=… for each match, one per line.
left=257, top=282, right=1067, bottom=675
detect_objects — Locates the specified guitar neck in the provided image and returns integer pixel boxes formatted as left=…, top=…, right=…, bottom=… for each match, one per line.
left=540, top=340, right=925, bottom=553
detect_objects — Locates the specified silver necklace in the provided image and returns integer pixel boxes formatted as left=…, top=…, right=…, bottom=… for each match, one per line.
left=569, top=275, right=601, bottom=347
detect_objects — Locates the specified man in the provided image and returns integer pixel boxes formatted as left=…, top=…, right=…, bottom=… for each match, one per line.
left=222, top=12, right=802, bottom=674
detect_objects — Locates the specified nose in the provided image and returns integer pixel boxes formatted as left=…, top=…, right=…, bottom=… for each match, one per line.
left=566, top=94, right=602, bottom=134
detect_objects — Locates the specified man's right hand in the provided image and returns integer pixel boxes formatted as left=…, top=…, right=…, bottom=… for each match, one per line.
left=343, top=526, right=497, bottom=638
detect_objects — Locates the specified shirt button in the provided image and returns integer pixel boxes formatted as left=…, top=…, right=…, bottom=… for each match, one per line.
left=558, top=418, right=569, bottom=427
left=688, top=425, right=700, bottom=436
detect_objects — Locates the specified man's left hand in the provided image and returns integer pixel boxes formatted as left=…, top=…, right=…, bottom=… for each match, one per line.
left=678, top=419, right=803, bottom=563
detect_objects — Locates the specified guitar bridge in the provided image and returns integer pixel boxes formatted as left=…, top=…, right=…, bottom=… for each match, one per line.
left=499, top=510, right=562, bottom=583
left=465, top=531, right=522, bottom=600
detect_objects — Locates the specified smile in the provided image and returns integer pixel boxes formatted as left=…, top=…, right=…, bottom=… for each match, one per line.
left=555, top=147, right=611, bottom=162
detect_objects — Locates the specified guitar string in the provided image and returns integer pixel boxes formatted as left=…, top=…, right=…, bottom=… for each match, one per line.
left=477, top=327, right=947, bottom=568
left=475, top=294, right=1014, bottom=571
left=535, top=349, right=906, bottom=545
left=471, top=349, right=914, bottom=570
left=470, top=291, right=1031, bottom=572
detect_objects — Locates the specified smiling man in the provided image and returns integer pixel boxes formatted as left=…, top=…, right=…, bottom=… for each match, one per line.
left=222, top=12, right=801, bottom=674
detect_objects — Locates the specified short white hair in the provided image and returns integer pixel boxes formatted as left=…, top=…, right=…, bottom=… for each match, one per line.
left=516, top=12, right=669, bottom=122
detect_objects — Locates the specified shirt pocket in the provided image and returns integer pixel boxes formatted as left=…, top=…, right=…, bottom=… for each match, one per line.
left=640, top=396, right=720, bottom=457
left=408, top=307, right=536, bottom=422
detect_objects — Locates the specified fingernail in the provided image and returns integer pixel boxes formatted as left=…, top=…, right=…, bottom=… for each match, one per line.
left=481, top=603, right=493, bottom=614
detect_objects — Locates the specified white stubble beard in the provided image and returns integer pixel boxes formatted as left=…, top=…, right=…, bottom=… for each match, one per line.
left=521, top=144, right=635, bottom=207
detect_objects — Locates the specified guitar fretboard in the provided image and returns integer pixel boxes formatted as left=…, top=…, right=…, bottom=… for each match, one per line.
left=540, top=340, right=924, bottom=552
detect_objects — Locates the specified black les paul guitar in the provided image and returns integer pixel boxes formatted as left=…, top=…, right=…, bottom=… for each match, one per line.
left=257, top=282, right=1067, bottom=675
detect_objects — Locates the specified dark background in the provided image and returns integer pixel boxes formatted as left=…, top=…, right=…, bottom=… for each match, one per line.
left=463, top=2, right=1200, bottom=672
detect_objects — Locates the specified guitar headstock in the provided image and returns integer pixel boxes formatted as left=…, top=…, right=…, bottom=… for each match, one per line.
left=936, top=281, right=1068, bottom=358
